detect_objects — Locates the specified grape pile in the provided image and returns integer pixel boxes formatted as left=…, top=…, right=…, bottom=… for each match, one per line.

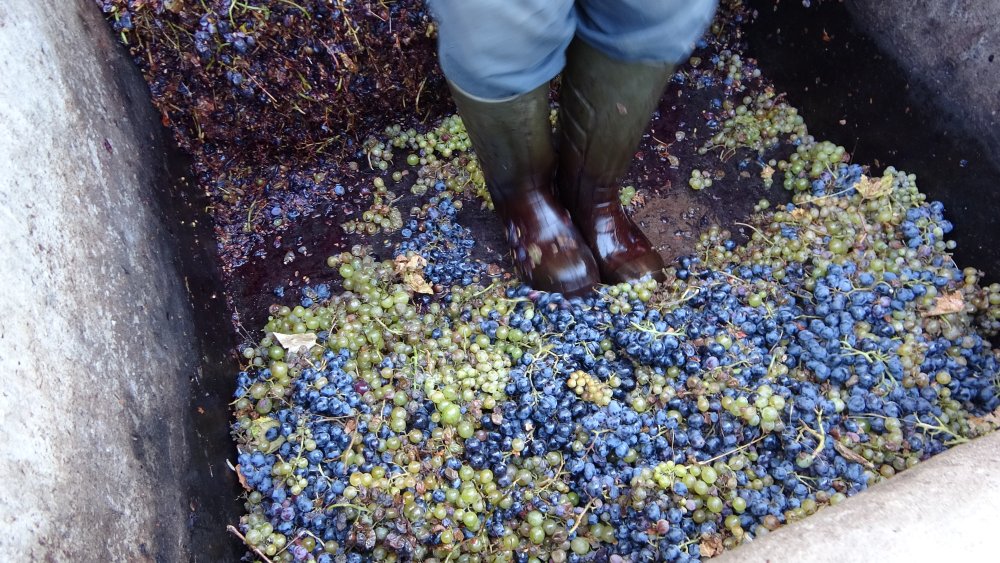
left=137, top=0, right=997, bottom=560
left=231, top=143, right=999, bottom=561
left=90, top=5, right=998, bottom=558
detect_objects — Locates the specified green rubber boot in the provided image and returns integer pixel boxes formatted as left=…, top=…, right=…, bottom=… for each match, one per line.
left=449, top=81, right=600, bottom=296
left=558, top=38, right=672, bottom=284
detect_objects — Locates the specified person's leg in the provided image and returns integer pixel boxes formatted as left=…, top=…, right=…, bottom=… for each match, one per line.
left=429, top=0, right=600, bottom=295
left=575, top=0, right=718, bottom=67
left=450, top=82, right=599, bottom=295
left=429, top=0, right=576, bottom=99
left=557, top=0, right=718, bottom=283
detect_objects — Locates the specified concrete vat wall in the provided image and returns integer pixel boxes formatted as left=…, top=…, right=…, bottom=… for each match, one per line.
left=715, top=431, right=1000, bottom=562
left=0, top=0, right=236, bottom=559
left=846, top=0, right=1000, bottom=169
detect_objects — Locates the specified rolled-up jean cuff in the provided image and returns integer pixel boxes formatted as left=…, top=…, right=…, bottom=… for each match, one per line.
left=440, top=48, right=567, bottom=101
left=428, top=0, right=718, bottom=99
left=576, top=0, right=719, bottom=65
left=428, top=0, right=576, bottom=100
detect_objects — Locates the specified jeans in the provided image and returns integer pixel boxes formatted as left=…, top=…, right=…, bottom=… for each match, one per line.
left=428, top=0, right=719, bottom=99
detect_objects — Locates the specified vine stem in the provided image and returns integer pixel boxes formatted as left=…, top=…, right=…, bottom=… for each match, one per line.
left=227, top=525, right=275, bottom=563
left=696, top=432, right=769, bottom=466
left=734, top=222, right=775, bottom=246
left=568, top=499, right=597, bottom=536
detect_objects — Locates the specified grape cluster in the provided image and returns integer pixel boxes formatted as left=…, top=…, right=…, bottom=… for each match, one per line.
left=364, top=116, right=491, bottom=206
left=567, top=371, right=615, bottom=406
left=687, top=170, right=715, bottom=191
left=677, top=46, right=763, bottom=97
left=776, top=141, right=848, bottom=192
left=698, top=90, right=808, bottom=159
left=341, top=178, right=404, bottom=236
left=397, top=194, right=488, bottom=288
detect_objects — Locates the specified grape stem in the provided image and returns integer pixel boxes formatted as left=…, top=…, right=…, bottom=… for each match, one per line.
left=227, top=525, right=276, bottom=563
left=568, top=498, right=597, bottom=536
left=837, top=339, right=889, bottom=364
left=696, top=431, right=769, bottom=466
left=629, top=321, right=685, bottom=338
left=801, top=184, right=858, bottom=204
left=734, top=222, right=774, bottom=246
left=470, top=282, right=499, bottom=299
left=415, top=77, right=428, bottom=114
left=374, top=317, right=400, bottom=335
left=800, top=409, right=826, bottom=460
left=244, top=201, right=258, bottom=233
left=323, top=502, right=372, bottom=513
left=913, top=414, right=969, bottom=445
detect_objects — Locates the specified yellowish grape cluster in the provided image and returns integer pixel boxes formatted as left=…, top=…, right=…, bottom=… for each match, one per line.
left=341, top=178, right=403, bottom=235
left=566, top=370, right=614, bottom=406
left=699, top=89, right=809, bottom=157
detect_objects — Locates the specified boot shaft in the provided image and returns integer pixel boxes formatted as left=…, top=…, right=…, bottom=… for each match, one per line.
left=447, top=80, right=601, bottom=295
left=448, top=81, right=556, bottom=214
left=558, top=38, right=673, bottom=208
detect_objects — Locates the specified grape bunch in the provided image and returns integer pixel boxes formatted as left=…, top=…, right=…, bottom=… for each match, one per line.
left=341, top=177, right=404, bottom=236
left=396, top=195, right=488, bottom=288
left=364, top=116, right=491, bottom=206
left=698, top=90, right=808, bottom=159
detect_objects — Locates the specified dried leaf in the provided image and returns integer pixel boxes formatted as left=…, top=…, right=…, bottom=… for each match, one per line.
left=923, top=291, right=965, bottom=317
left=338, top=52, right=359, bottom=73
left=527, top=243, right=543, bottom=266
left=699, top=534, right=724, bottom=558
left=855, top=174, right=893, bottom=200
left=343, top=418, right=357, bottom=435
left=404, top=271, right=433, bottom=294
left=393, top=253, right=433, bottom=293
left=272, top=331, right=318, bottom=353
left=789, top=207, right=810, bottom=222
left=393, top=252, right=427, bottom=274
left=969, top=406, right=1000, bottom=430
left=468, top=400, right=484, bottom=419
left=834, top=441, right=875, bottom=469
left=760, top=164, right=775, bottom=180
left=235, top=465, right=251, bottom=491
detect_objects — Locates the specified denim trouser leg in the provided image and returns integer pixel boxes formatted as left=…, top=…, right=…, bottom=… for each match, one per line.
left=428, top=0, right=718, bottom=100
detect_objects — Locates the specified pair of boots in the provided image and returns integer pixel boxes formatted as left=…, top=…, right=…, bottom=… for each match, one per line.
left=450, top=39, right=671, bottom=296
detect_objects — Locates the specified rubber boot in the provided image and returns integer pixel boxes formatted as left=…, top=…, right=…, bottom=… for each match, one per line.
left=449, top=81, right=600, bottom=296
left=558, top=38, right=671, bottom=283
